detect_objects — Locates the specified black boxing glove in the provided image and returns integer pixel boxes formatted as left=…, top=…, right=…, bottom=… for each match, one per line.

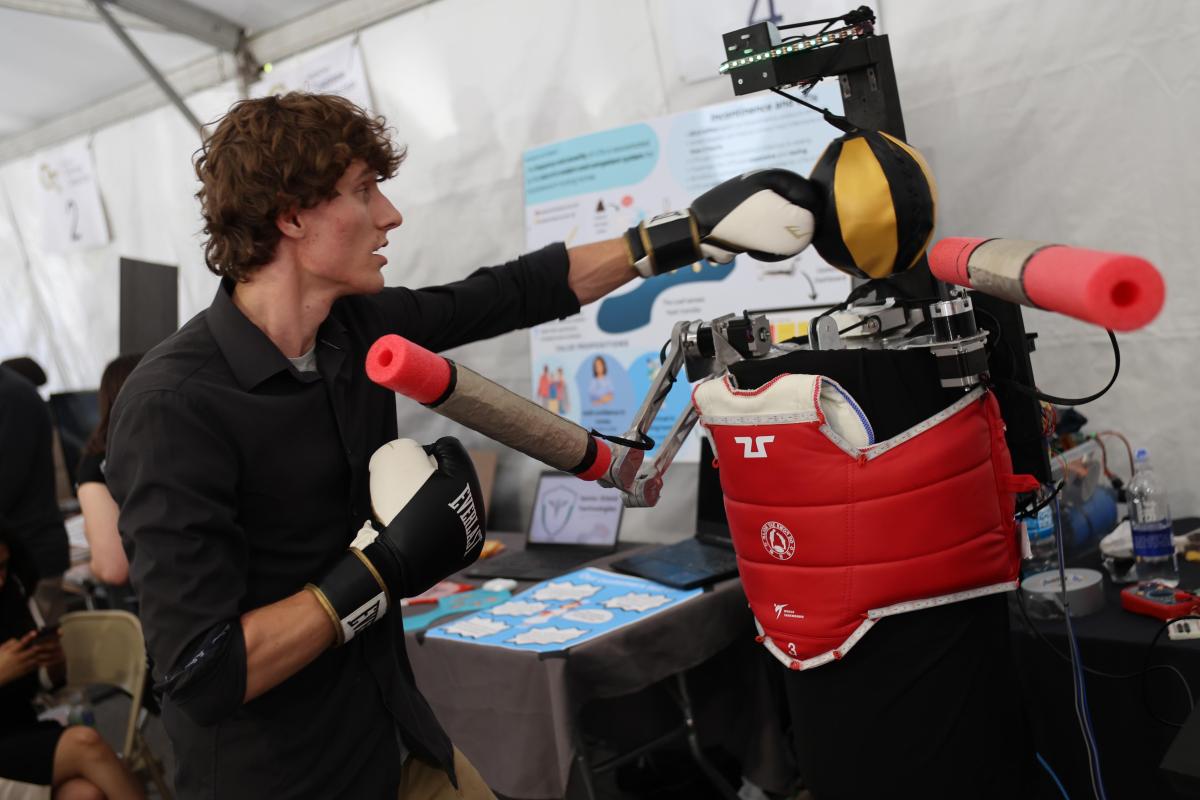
left=624, top=169, right=822, bottom=278
left=307, top=436, right=485, bottom=644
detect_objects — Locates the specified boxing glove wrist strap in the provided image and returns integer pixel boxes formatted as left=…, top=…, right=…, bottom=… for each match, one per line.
left=306, top=548, right=391, bottom=646
left=624, top=210, right=701, bottom=278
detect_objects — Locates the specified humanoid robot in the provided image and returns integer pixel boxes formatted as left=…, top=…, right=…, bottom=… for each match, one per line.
left=365, top=9, right=1164, bottom=796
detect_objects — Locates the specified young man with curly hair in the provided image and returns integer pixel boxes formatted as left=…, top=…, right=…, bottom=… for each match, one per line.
left=105, top=92, right=818, bottom=798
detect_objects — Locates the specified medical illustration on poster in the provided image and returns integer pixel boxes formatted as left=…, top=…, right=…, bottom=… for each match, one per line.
left=524, top=86, right=849, bottom=462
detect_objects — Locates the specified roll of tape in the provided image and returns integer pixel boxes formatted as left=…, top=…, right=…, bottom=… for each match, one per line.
left=1021, top=568, right=1106, bottom=618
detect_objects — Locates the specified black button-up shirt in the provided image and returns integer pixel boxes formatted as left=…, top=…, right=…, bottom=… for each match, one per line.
left=105, top=244, right=578, bottom=799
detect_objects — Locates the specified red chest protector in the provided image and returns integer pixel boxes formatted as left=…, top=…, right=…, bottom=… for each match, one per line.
left=692, top=373, right=1037, bottom=670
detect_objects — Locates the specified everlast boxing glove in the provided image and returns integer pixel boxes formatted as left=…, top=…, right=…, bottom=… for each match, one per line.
left=624, top=169, right=822, bottom=278
left=307, top=436, right=486, bottom=644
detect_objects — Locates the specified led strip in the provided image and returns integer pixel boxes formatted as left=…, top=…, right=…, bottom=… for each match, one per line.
left=718, top=23, right=871, bottom=74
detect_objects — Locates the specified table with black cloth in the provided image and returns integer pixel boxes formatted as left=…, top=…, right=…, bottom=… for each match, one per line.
left=1010, top=519, right=1200, bottom=800
left=403, top=532, right=796, bottom=799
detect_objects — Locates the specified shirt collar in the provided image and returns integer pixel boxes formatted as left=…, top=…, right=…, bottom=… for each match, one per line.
left=207, top=279, right=348, bottom=391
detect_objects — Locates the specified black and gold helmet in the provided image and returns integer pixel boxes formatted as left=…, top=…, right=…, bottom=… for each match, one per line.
left=809, top=130, right=937, bottom=280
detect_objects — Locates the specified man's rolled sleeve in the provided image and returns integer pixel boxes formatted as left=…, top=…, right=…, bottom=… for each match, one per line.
left=105, top=388, right=250, bottom=723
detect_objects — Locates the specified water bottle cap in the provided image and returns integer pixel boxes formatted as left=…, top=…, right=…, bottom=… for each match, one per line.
left=1136, top=447, right=1150, bottom=461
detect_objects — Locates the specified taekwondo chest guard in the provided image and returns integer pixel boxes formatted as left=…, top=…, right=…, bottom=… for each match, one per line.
left=693, top=373, right=1037, bottom=670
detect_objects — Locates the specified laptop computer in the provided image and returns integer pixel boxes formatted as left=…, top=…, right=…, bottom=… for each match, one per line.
left=48, top=390, right=100, bottom=491
left=609, top=438, right=740, bottom=589
left=467, top=472, right=624, bottom=581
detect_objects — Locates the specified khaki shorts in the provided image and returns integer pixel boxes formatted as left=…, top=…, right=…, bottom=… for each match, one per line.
left=398, top=747, right=496, bottom=800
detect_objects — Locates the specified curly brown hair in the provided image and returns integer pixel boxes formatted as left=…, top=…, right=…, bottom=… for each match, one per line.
left=194, top=93, right=405, bottom=281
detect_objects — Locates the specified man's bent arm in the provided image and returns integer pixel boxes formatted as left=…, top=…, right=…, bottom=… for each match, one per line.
left=241, top=590, right=336, bottom=702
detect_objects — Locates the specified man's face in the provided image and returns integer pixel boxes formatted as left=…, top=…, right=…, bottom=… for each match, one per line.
left=293, top=159, right=403, bottom=296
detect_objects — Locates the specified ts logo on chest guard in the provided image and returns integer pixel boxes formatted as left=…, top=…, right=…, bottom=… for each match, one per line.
left=760, top=520, right=795, bottom=561
left=734, top=435, right=775, bottom=459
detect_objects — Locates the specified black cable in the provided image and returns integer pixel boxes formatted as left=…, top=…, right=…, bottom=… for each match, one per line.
left=589, top=336, right=685, bottom=453
left=973, top=306, right=1006, bottom=355
left=1007, top=330, right=1120, bottom=406
left=1015, top=586, right=1199, bottom=727
left=590, top=428, right=653, bottom=451
left=777, top=7, right=875, bottom=30
left=778, top=16, right=845, bottom=30
left=1048, top=497, right=1105, bottom=799
left=769, top=88, right=854, bottom=132
left=1017, top=480, right=1065, bottom=518
left=838, top=318, right=867, bottom=336
left=1141, top=615, right=1200, bottom=728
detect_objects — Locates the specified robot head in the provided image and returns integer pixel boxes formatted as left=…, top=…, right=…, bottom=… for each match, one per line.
left=809, top=130, right=937, bottom=280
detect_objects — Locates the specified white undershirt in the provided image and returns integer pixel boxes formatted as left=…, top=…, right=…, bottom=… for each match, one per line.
left=287, top=346, right=318, bottom=374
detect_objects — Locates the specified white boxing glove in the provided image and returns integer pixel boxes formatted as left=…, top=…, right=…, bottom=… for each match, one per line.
left=369, top=438, right=438, bottom=525
left=624, top=169, right=822, bottom=278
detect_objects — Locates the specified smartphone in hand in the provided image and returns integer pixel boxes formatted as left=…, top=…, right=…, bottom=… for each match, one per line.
left=30, top=624, right=60, bottom=644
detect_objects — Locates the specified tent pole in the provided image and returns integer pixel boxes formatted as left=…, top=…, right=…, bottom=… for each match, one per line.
left=86, top=0, right=205, bottom=136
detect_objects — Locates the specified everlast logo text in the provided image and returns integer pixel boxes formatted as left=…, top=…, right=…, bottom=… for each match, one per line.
left=449, top=486, right=484, bottom=556
left=347, top=599, right=381, bottom=633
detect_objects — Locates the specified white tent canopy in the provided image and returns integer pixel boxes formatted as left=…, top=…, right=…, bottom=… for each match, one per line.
left=1, top=0, right=1195, bottom=536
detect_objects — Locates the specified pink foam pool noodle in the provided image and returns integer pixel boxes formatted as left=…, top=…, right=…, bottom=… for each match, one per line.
left=929, top=237, right=1164, bottom=331
left=367, top=334, right=612, bottom=482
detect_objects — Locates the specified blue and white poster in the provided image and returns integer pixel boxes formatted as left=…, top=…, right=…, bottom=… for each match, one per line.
left=524, top=88, right=850, bottom=462
left=424, top=567, right=702, bottom=653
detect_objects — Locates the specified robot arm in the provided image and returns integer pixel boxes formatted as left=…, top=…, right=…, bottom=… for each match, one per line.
left=606, top=315, right=772, bottom=506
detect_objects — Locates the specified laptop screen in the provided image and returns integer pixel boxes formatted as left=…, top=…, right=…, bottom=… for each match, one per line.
left=48, top=390, right=100, bottom=490
left=527, top=473, right=623, bottom=546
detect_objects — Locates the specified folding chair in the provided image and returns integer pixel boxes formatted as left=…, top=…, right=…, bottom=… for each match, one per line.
left=0, top=779, right=49, bottom=800
left=59, top=611, right=173, bottom=799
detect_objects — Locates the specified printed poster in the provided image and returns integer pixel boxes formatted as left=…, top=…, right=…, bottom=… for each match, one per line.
left=251, top=36, right=374, bottom=113
left=523, top=86, right=849, bottom=462
left=424, top=567, right=702, bottom=653
left=35, top=137, right=110, bottom=253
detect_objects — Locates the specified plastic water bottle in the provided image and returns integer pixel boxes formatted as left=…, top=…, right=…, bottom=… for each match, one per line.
left=65, top=689, right=96, bottom=727
left=1128, top=448, right=1179, bottom=586
left=1022, top=503, right=1059, bottom=575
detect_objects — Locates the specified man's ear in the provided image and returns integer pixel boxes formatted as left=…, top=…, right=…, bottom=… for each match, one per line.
left=276, top=206, right=304, bottom=240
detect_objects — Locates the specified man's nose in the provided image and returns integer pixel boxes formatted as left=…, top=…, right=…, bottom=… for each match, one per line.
left=378, top=195, right=403, bottom=231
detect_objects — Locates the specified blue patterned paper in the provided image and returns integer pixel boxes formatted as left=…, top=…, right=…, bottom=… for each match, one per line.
left=424, top=567, right=702, bottom=653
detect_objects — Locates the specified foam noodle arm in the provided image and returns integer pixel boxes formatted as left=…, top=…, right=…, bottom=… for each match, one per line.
left=366, top=334, right=612, bottom=481
left=928, top=238, right=1165, bottom=332
left=366, top=333, right=452, bottom=404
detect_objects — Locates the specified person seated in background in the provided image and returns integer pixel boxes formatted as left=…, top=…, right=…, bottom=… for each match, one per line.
left=75, top=355, right=143, bottom=606
left=0, top=532, right=145, bottom=799
left=0, top=362, right=69, bottom=618
left=0, top=357, right=48, bottom=389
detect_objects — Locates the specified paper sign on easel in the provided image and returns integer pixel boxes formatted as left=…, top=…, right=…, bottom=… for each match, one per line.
left=250, top=36, right=374, bottom=113
left=35, top=137, right=110, bottom=253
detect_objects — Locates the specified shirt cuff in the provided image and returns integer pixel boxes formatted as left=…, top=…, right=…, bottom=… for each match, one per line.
left=521, top=242, right=580, bottom=322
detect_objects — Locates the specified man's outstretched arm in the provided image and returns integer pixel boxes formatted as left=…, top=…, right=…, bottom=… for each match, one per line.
left=566, top=238, right=637, bottom=306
